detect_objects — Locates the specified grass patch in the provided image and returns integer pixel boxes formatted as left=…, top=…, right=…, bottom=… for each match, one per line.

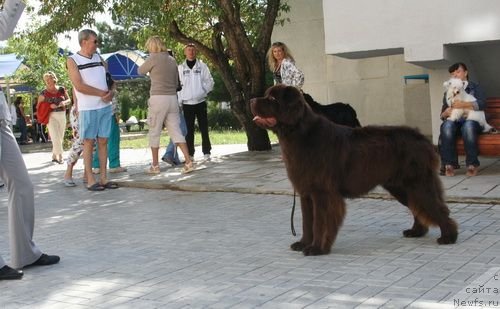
left=120, top=130, right=278, bottom=149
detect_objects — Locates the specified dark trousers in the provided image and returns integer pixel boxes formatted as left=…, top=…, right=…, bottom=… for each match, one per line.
left=182, top=101, right=211, bottom=156
left=16, top=118, right=28, bottom=142
left=439, top=119, right=482, bottom=167
left=35, top=123, right=48, bottom=143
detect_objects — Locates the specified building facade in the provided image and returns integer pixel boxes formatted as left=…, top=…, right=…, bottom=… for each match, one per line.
left=272, top=0, right=500, bottom=142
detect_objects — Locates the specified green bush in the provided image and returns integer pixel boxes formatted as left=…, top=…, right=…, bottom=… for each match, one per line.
left=119, top=99, right=241, bottom=131
left=120, top=95, right=131, bottom=122
left=63, top=126, right=73, bottom=150
left=130, top=107, right=146, bottom=120
left=207, top=102, right=242, bottom=130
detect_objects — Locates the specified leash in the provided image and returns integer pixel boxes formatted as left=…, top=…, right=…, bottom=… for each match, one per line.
left=291, top=190, right=297, bottom=236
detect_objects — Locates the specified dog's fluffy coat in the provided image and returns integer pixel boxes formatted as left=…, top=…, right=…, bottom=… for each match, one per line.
left=443, top=78, right=493, bottom=132
left=251, top=85, right=458, bottom=256
left=302, top=93, right=361, bottom=128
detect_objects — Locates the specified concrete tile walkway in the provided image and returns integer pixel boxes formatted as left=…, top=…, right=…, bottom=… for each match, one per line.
left=0, top=144, right=498, bottom=308
left=109, top=145, right=500, bottom=204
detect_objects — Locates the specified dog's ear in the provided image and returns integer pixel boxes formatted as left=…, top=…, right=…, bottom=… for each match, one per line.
left=462, top=80, right=468, bottom=89
left=443, top=80, right=451, bottom=88
left=278, top=86, right=306, bottom=125
left=281, top=85, right=301, bottom=102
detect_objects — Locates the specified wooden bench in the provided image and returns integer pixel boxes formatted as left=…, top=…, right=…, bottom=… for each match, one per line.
left=456, top=98, right=500, bottom=156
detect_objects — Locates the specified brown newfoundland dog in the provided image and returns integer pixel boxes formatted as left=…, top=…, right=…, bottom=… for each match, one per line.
left=250, top=85, right=458, bottom=256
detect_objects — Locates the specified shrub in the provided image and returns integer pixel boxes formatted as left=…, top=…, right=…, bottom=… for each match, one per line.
left=130, top=107, right=146, bottom=120
left=207, top=102, right=242, bottom=130
left=120, top=95, right=131, bottom=122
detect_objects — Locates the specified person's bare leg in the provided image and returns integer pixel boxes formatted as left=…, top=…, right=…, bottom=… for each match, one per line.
left=64, top=162, right=76, bottom=180
left=151, top=147, right=159, bottom=167
left=177, top=143, right=192, bottom=165
left=97, top=137, right=108, bottom=185
left=83, top=139, right=95, bottom=187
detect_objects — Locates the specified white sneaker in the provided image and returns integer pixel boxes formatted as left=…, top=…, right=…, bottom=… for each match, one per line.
left=203, top=154, right=211, bottom=161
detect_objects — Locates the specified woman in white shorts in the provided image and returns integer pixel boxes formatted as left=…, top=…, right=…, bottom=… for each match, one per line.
left=138, top=36, right=193, bottom=174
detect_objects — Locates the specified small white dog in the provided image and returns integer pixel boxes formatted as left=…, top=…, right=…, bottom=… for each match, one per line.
left=443, top=78, right=494, bottom=133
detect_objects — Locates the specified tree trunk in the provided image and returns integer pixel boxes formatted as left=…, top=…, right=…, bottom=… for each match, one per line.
left=246, top=121, right=272, bottom=151
left=231, top=97, right=272, bottom=151
left=168, top=4, right=277, bottom=152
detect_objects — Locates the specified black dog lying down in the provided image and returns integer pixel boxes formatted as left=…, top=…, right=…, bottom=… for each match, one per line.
left=302, top=93, right=361, bottom=128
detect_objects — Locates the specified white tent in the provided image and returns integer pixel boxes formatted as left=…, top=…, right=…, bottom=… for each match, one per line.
left=0, top=53, right=31, bottom=97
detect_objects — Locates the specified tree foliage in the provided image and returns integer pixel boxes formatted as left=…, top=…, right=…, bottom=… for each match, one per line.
left=33, top=0, right=290, bottom=150
left=4, top=35, right=70, bottom=93
left=95, top=22, right=139, bottom=54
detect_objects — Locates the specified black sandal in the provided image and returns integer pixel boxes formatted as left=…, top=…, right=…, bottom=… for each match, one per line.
left=101, top=182, right=119, bottom=189
left=87, top=183, right=105, bottom=191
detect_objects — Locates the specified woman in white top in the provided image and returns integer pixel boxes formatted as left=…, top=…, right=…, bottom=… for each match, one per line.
left=266, top=41, right=304, bottom=89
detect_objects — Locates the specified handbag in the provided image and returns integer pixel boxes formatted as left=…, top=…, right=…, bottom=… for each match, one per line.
left=37, top=87, right=66, bottom=124
left=106, top=72, right=114, bottom=89
left=37, top=102, right=51, bottom=125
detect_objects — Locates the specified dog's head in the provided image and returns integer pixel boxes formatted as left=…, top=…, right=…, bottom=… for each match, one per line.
left=443, top=78, right=468, bottom=105
left=250, top=84, right=307, bottom=129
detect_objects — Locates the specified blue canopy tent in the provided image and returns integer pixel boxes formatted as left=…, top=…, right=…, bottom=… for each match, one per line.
left=1, top=50, right=147, bottom=88
left=101, top=50, right=148, bottom=128
left=101, top=50, right=147, bottom=81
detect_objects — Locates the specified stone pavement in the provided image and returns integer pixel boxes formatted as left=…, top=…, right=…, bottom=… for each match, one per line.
left=0, top=145, right=499, bottom=308
left=19, top=141, right=500, bottom=203
left=113, top=145, right=500, bottom=204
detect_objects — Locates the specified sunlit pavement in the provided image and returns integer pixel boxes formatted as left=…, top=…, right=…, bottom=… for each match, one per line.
left=0, top=145, right=498, bottom=308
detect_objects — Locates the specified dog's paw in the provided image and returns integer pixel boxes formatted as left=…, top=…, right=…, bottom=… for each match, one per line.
left=437, top=233, right=458, bottom=245
left=302, top=245, right=329, bottom=256
left=403, top=228, right=428, bottom=238
left=290, top=241, right=306, bottom=251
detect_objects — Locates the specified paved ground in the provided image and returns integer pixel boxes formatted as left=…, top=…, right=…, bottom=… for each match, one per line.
left=0, top=144, right=499, bottom=308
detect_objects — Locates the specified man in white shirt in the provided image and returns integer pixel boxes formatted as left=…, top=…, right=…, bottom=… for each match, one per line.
left=177, top=43, right=214, bottom=160
left=67, top=29, right=118, bottom=191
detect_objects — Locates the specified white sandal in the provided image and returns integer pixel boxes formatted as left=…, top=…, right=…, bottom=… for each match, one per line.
left=63, top=178, right=76, bottom=187
left=145, top=165, right=160, bottom=174
left=182, top=162, right=194, bottom=174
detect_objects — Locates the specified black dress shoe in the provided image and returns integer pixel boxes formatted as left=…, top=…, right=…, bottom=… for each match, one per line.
left=0, top=265, right=23, bottom=280
left=25, top=254, right=60, bottom=268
